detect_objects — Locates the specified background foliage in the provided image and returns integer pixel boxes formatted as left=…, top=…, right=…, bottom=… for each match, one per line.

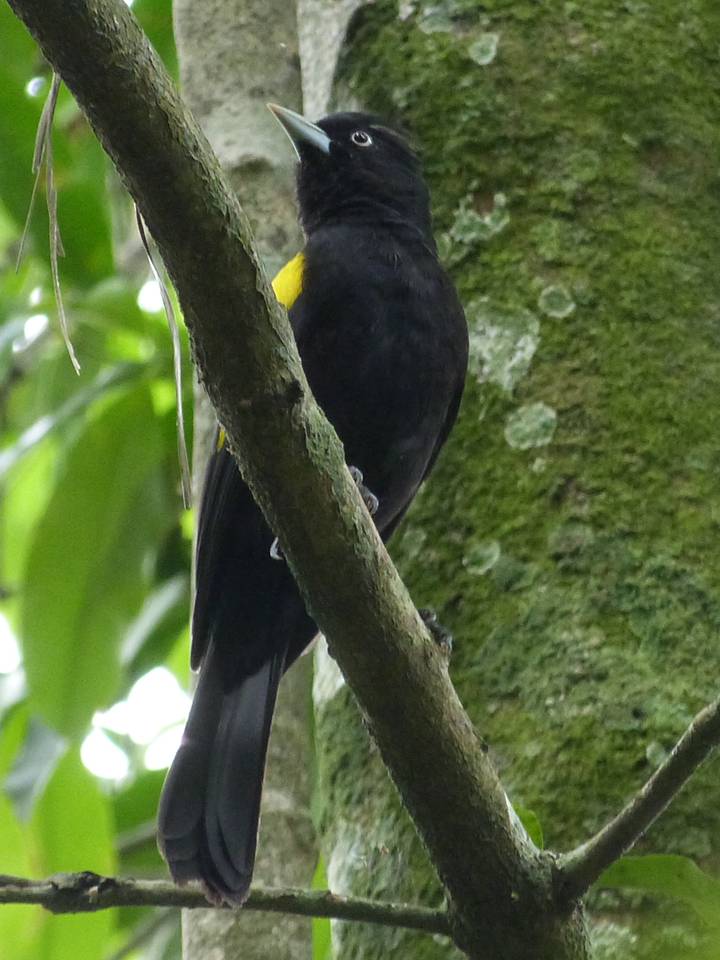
left=0, top=2, right=188, bottom=957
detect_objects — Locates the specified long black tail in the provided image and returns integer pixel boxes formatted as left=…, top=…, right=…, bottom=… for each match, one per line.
left=157, top=644, right=284, bottom=903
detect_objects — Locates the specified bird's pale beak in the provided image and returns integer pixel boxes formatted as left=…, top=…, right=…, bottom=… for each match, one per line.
left=267, top=103, right=332, bottom=158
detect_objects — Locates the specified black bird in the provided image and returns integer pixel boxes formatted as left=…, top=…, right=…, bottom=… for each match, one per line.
left=157, top=104, right=468, bottom=903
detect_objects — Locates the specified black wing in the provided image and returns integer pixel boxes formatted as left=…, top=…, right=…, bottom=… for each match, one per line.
left=190, top=433, right=314, bottom=678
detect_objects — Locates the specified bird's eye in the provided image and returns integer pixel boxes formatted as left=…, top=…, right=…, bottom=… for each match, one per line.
left=350, top=130, right=373, bottom=147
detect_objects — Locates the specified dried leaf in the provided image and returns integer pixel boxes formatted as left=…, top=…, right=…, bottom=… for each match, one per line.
left=136, top=207, right=192, bottom=507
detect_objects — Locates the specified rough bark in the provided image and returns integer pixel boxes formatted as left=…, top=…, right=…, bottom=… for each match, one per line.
left=313, top=2, right=720, bottom=958
left=170, top=3, right=315, bottom=959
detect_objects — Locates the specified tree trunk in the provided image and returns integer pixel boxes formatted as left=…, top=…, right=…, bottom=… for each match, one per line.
left=172, top=3, right=316, bottom=958
left=313, top=2, right=720, bottom=958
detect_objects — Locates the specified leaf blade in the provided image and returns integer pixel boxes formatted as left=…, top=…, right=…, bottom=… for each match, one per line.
left=20, top=385, right=173, bottom=737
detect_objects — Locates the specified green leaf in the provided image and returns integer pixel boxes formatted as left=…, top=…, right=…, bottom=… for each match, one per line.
left=114, top=769, right=165, bottom=834
left=82, top=276, right=170, bottom=341
left=21, top=385, right=174, bottom=737
left=0, top=707, right=37, bottom=960
left=0, top=5, right=45, bottom=235
left=513, top=803, right=544, bottom=849
left=34, top=748, right=115, bottom=872
left=114, top=769, right=166, bottom=872
left=120, top=573, right=190, bottom=679
left=312, top=854, right=332, bottom=960
left=0, top=362, right=144, bottom=480
left=0, top=793, right=35, bottom=959
left=133, top=0, right=178, bottom=76
left=30, top=749, right=115, bottom=960
left=0, top=317, right=26, bottom=384
left=51, top=91, right=114, bottom=285
left=0, top=442, right=58, bottom=588
left=8, top=324, right=115, bottom=431
left=598, top=854, right=720, bottom=928
left=0, top=18, right=113, bottom=286
left=0, top=670, right=27, bottom=721
left=4, top=716, right=67, bottom=821
left=0, top=197, right=17, bottom=253
left=164, top=623, right=191, bottom=688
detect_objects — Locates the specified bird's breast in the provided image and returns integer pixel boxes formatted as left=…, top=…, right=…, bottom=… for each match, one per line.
left=292, top=226, right=465, bottom=526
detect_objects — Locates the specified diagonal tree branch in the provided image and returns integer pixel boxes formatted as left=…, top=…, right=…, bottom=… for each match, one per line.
left=3, top=1, right=584, bottom=957
left=0, top=873, right=451, bottom=936
left=557, top=695, right=720, bottom=900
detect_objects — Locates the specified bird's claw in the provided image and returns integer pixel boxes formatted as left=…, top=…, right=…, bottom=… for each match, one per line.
left=349, top=465, right=379, bottom=516
left=270, top=464, right=378, bottom=561
left=419, top=607, right=453, bottom=657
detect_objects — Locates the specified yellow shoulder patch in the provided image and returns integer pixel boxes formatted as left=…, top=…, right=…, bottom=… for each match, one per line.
left=272, top=252, right=305, bottom=310
left=214, top=256, right=303, bottom=453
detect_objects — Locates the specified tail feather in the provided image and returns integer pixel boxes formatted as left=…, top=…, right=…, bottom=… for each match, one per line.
left=157, top=644, right=284, bottom=904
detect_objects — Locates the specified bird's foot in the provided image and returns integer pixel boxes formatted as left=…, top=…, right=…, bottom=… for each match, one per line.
left=419, top=607, right=453, bottom=658
left=271, top=464, right=378, bottom=561
left=349, top=465, right=379, bottom=516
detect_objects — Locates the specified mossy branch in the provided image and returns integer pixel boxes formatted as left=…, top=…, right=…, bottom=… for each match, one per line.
left=3, top=0, right=585, bottom=956
left=558, top=695, right=720, bottom=900
left=0, top=873, right=451, bottom=936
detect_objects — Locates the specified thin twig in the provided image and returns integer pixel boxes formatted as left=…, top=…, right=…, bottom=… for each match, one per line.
left=558, top=696, right=720, bottom=900
left=15, top=72, right=55, bottom=271
left=0, top=873, right=451, bottom=937
left=44, top=74, right=80, bottom=374
left=16, top=72, right=80, bottom=372
left=136, top=208, right=192, bottom=507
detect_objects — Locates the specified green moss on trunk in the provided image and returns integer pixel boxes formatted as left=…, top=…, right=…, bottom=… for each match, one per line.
left=315, top=2, right=720, bottom=957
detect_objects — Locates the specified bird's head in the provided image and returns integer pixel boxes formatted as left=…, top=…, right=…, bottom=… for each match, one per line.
left=268, top=104, right=432, bottom=240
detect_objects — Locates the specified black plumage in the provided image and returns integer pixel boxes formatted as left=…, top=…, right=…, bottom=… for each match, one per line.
left=157, top=108, right=468, bottom=903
